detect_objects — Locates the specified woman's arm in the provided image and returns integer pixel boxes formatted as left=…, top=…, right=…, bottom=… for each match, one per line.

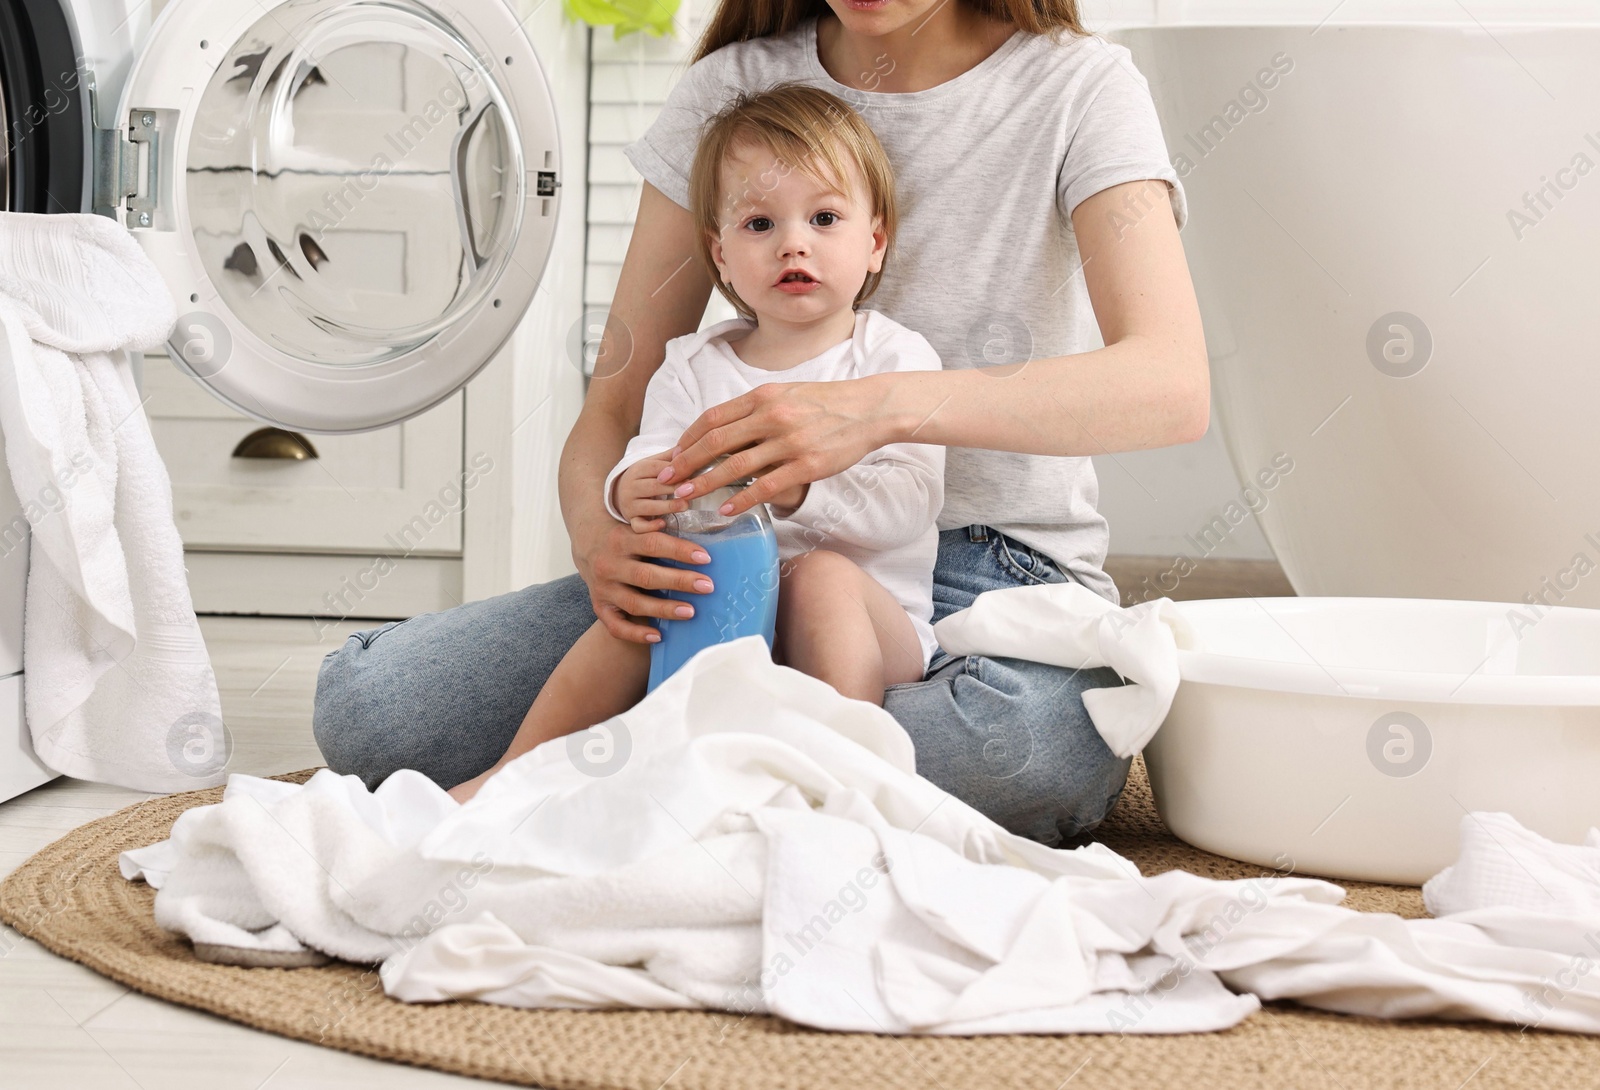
left=888, top=178, right=1209, bottom=453
left=559, top=181, right=718, bottom=641
left=661, top=179, right=1210, bottom=516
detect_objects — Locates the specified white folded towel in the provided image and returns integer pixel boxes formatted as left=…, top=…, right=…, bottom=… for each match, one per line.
left=0, top=211, right=224, bottom=792
left=934, top=582, right=1195, bottom=757
left=119, top=635, right=1600, bottom=1036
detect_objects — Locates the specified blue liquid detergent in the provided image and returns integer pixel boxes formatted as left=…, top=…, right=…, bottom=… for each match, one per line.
left=647, top=527, right=780, bottom=692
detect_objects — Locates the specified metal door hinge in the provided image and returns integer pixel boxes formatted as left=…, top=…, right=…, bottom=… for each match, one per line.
left=93, top=109, right=164, bottom=227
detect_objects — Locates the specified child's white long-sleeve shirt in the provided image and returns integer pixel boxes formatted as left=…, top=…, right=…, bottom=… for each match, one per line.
left=604, top=309, right=945, bottom=669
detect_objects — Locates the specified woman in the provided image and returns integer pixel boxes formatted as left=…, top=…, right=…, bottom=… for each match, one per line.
left=311, top=0, right=1207, bottom=848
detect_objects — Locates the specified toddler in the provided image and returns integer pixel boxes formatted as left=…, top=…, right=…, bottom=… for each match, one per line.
left=449, top=83, right=943, bottom=803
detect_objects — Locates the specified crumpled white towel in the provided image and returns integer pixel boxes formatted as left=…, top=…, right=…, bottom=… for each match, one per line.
left=120, top=637, right=1324, bottom=1034
left=934, top=581, right=1195, bottom=756
left=120, top=638, right=1600, bottom=1036
left=0, top=211, right=223, bottom=792
left=1425, top=811, right=1600, bottom=917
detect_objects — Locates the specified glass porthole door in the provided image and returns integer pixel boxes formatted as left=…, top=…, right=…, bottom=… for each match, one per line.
left=114, top=0, right=561, bottom=432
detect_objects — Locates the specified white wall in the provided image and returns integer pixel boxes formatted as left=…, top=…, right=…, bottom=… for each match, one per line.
left=585, top=0, right=738, bottom=329
left=1074, top=0, right=1600, bottom=560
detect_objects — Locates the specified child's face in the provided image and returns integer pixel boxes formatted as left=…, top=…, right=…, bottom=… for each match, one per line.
left=709, top=142, right=886, bottom=324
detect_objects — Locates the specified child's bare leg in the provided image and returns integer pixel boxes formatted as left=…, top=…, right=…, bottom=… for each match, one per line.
left=448, top=620, right=648, bottom=800
left=774, top=549, right=924, bottom=704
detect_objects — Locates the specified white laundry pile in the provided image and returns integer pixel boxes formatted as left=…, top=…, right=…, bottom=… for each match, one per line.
left=120, top=622, right=1600, bottom=1035
left=0, top=211, right=223, bottom=792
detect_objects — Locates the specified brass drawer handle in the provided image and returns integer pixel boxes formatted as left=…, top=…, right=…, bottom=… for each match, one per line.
left=231, top=427, right=318, bottom=460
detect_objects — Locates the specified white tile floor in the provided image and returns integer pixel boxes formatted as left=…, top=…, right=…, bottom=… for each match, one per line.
left=0, top=616, right=524, bottom=1089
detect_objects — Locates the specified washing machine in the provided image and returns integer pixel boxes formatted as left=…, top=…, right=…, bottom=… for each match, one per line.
left=0, top=0, right=564, bottom=801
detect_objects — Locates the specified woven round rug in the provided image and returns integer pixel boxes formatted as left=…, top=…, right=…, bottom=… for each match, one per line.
left=2, top=760, right=1592, bottom=1089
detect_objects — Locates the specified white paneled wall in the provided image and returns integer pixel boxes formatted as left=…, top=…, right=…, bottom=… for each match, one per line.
left=585, top=0, right=738, bottom=330
left=585, top=1, right=1273, bottom=560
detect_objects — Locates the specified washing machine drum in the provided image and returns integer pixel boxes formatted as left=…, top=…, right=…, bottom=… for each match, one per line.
left=16, top=0, right=562, bottom=434
left=0, top=0, right=90, bottom=215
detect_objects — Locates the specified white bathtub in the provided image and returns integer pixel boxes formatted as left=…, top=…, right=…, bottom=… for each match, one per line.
left=1111, top=11, right=1600, bottom=607
left=1144, top=596, right=1600, bottom=884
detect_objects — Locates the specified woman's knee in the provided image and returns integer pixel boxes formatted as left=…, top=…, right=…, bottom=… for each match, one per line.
left=310, top=573, right=597, bottom=788
left=312, top=631, right=409, bottom=787
left=886, top=655, right=1132, bottom=845
left=984, top=657, right=1131, bottom=832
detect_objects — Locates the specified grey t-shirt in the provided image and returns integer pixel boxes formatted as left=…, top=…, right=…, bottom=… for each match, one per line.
left=623, top=16, right=1187, bottom=603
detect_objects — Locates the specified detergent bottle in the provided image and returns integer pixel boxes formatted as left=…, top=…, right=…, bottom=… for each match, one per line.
left=647, top=456, right=781, bottom=692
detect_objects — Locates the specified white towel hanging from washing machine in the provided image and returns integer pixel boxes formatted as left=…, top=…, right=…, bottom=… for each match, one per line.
left=0, top=210, right=224, bottom=792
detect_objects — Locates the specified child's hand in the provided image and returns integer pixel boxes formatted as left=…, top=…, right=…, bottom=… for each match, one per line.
left=614, top=451, right=684, bottom=533
left=767, top=482, right=809, bottom=515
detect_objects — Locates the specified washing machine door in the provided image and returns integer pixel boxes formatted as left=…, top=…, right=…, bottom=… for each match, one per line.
left=113, top=0, right=561, bottom=433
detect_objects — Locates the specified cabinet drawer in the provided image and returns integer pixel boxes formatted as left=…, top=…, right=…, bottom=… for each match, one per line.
left=142, top=353, right=466, bottom=554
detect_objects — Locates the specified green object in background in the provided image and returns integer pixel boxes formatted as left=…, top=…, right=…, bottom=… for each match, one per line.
left=563, top=0, right=681, bottom=39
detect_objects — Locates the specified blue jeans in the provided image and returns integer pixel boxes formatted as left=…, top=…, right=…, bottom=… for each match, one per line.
left=312, top=525, right=1132, bottom=846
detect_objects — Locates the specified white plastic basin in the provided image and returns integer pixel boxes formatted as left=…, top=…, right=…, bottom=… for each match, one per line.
left=1143, top=597, right=1600, bottom=885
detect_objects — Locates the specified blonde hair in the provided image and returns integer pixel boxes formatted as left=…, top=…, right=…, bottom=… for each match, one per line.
left=688, top=0, right=1091, bottom=65
left=689, top=82, right=898, bottom=321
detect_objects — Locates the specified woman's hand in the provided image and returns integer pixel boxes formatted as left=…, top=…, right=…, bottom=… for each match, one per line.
left=572, top=504, right=716, bottom=646
left=767, top=482, right=809, bottom=515
left=662, top=375, right=896, bottom=516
